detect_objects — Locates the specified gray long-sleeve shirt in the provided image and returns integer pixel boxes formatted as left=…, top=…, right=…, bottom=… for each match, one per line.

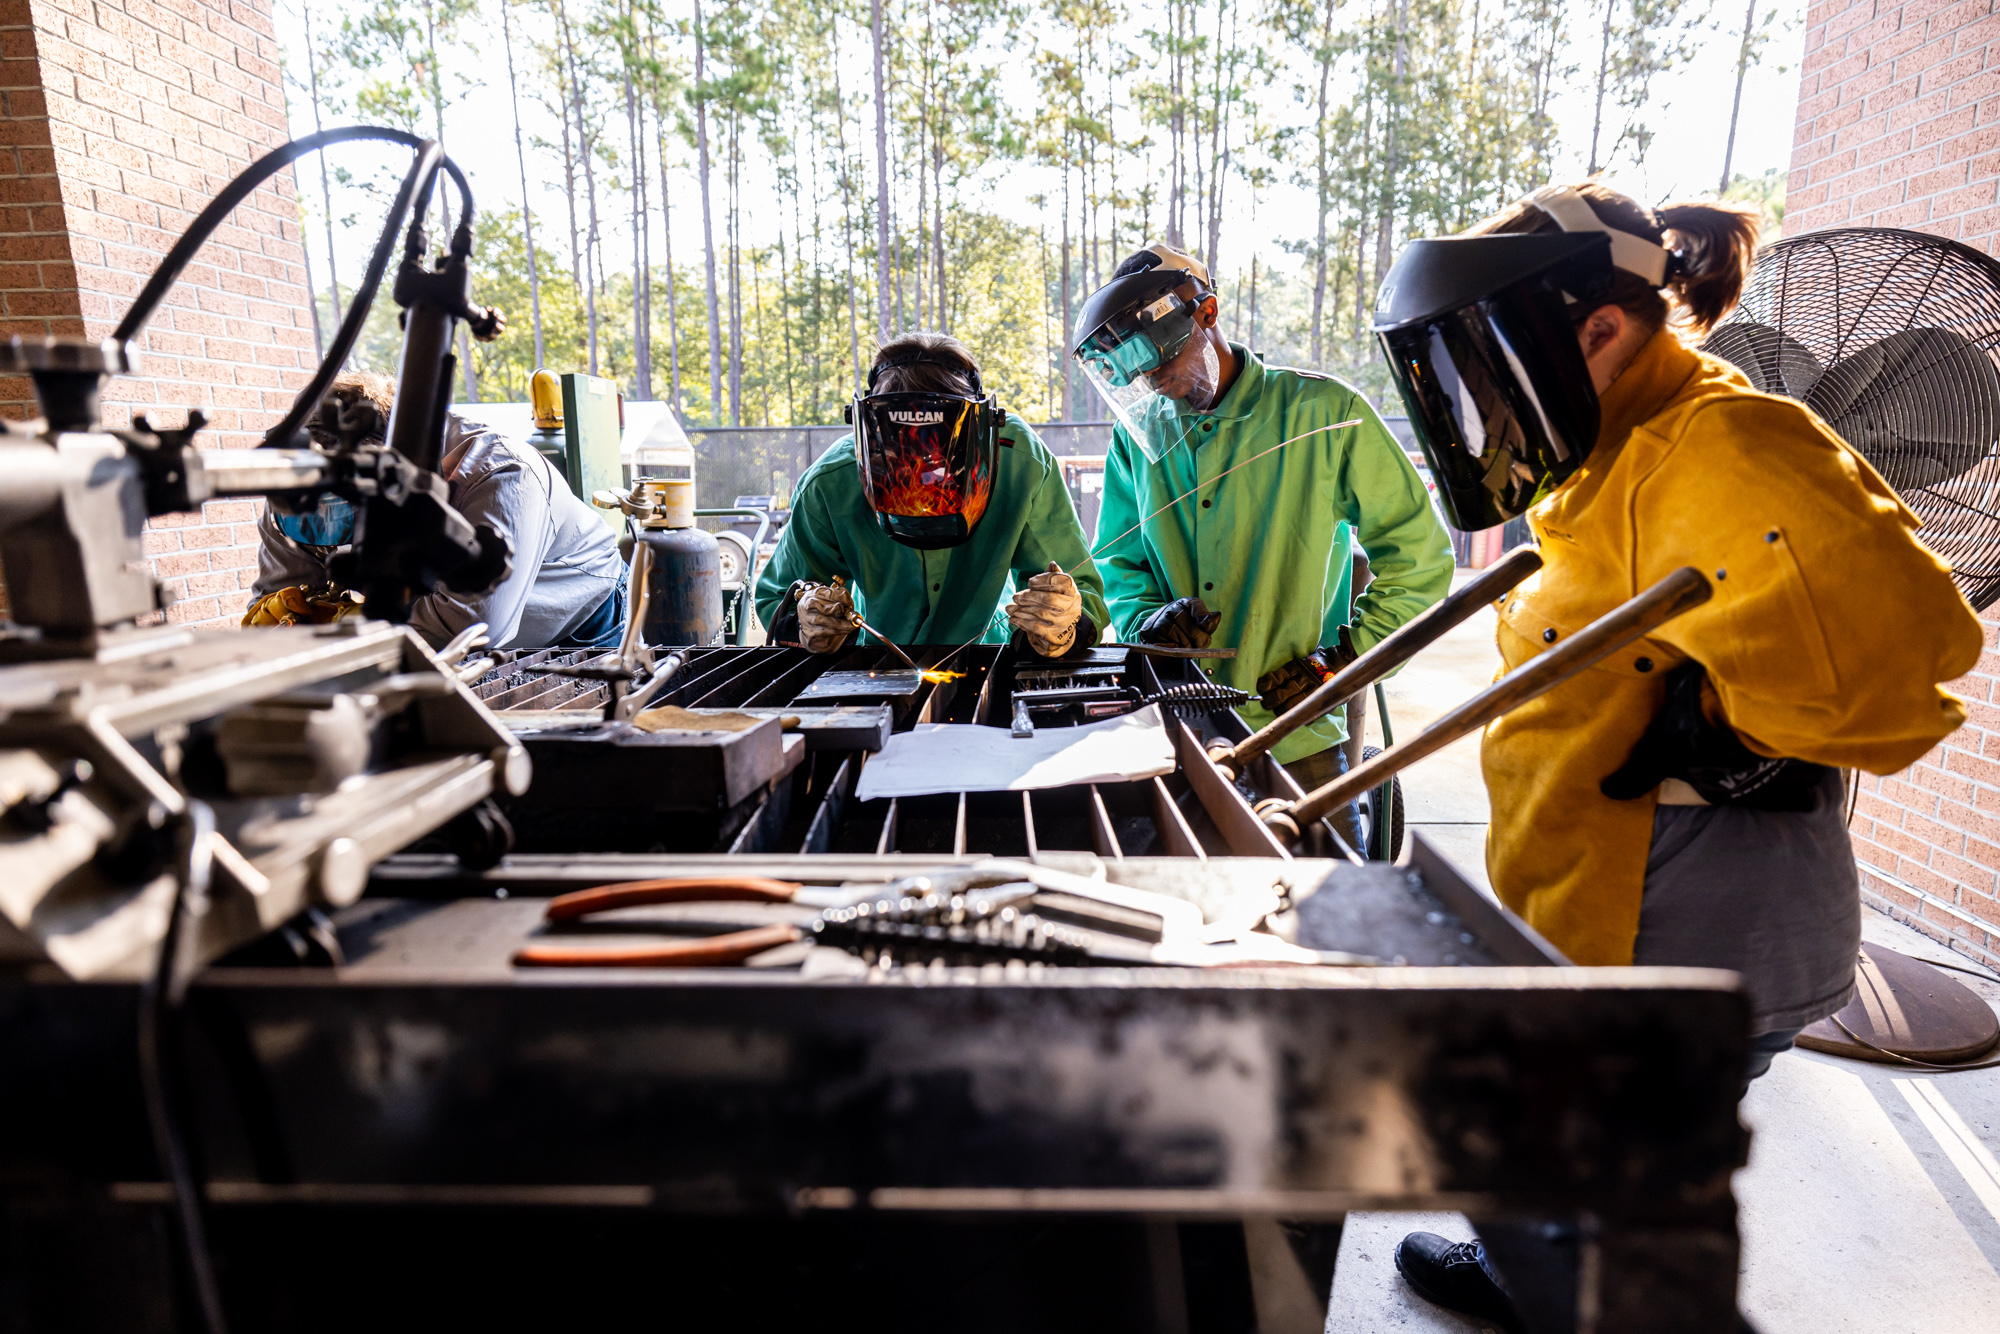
left=250, top=412, right=625, bottom=650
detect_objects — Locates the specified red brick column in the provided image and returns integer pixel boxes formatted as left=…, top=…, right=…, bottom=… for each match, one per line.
left=0, top=0, right=313, bottom=626
left=1787, top=0, right=2000, bottom=967
left=1849, top=622, right=2000, bottom=970
left=1787, top=0, right=2000, bottom=247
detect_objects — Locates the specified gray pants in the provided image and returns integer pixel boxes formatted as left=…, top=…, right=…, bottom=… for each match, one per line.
left=1633, top=767, right=1859, bottom=1034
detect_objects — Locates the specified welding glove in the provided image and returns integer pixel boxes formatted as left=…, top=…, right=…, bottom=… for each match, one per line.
left=1256, top=629, right=1358, bottom=715
left=796, top=578, right=858, bottom=654
left=242, top=584, right=364, bottom=629
left=1600, top=661, right=1830, bottom=809
left=1007, top=562, right=1084, bottom=658
left=1136, top=596, right=1221, bottom=650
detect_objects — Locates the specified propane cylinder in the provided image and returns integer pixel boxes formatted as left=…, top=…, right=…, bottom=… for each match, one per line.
left=631, top=478, right=723, bottom=646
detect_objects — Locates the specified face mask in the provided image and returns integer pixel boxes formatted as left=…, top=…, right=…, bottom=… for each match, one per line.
left=276, top=496, right=356, bottom=548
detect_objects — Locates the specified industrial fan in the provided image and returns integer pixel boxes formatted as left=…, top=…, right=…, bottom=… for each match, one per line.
left=1703, top=226, right=2000, bottom=1069
left=1703, top=226, right=2000, bottom=609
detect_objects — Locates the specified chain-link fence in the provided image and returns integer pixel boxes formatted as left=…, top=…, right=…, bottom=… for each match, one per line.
left=682, top=418, right=1520, bottom=568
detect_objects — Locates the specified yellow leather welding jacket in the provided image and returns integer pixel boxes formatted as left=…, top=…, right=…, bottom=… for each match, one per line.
left=1484, top=329, right=1982, bottom=965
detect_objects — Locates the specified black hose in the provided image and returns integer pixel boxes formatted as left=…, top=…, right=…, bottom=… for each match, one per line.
left=136, top=801, right=228, bottom=1334
left=98, top=124, right=473, bottom=449
left=258, top=139, right=477, bottom=450
left=259, top=137, right=441, bottom=450
left=113, top=126, right=464, bottom=345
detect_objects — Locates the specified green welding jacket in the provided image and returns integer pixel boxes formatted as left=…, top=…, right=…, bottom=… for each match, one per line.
left=1093, top=344, right=1454, bottom=763
left=754, top=417, right=1111, bottom=651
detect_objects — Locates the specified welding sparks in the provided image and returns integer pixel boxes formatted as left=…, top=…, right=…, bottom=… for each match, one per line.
left=920, top=669, right=967, bottom=684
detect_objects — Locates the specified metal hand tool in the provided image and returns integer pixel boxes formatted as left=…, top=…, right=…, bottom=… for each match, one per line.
left=1258, top=566, right=1714, bottom=844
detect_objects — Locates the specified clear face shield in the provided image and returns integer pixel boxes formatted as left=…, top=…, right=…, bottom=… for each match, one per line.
left=1074, top=289, right=1208, bottom=464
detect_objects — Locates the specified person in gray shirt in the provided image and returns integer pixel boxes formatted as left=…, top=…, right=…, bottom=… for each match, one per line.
left=245, top=372, right=627, bottom=650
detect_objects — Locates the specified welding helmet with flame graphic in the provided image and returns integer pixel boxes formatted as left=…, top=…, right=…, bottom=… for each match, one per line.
left=846, top=352, right=1006, bottom=549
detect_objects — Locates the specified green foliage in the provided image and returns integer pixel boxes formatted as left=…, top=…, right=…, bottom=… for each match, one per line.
left=280, top=0, right=1785, bottom=426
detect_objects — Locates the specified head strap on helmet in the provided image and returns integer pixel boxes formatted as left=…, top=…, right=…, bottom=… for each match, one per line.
left=1524, top=185, right=1670, bottom=287
left=866, top=350, right=983, bottom=398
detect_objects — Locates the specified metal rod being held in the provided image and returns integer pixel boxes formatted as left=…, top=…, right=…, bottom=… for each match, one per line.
left=929, top=418, right=1364, bottom=672
left=1260, top=566, right=1714, bottom=843
left=1211, top=546, right=1544, bottom=777
left=853, top=613, right=922, bottom=673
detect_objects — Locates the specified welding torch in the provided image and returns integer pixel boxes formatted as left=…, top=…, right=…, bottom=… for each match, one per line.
left=1254, top=566, right=1715, bottom=847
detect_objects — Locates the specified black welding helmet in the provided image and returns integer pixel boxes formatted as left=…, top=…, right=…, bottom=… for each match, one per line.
left=1071, top=244, right=1213, bottom=462
left=846, top=354, right=1003, bottom=550
left=1372, top=230, right=1617, bottom=530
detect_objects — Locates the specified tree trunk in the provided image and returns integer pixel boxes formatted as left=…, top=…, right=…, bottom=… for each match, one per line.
left=1310, top=0, right=1332, bottom=367
left=871, top=0, right=891, bottom=343
left=695, top=0, right=723, bottom=421
left=425, top=3, right=477, bottom=400
left=657, top=114, right=683, bottom=418
left=830, top=13, right=863, bottom=388
left=302, top=6, right=341, bottom=329
left=301, top=230, right=324, bottom=361
left=1060, top=135, right=1073, bottom=420
left=1375, top=0, right=1410, bottom=289
left=626, top=65, right=652, bottom=400
left=503, top=0, right=546, bottom=367
left=558, top=4, right=600, bottom=375
left=1722, top=0, right=1758, bottom=190
left=1590, top=0, right=1615, bottom=174
left=728, top=111, right=743, bottom=426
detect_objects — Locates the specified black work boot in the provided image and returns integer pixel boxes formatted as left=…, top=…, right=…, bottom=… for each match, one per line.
left=1393, top=1232, right=1524, bottom=1333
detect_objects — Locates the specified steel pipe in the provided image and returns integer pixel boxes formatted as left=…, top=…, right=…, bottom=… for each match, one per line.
left=1261, top=565, right=1713, bottom=841
left=1213, top=545, right=1545, bottom=776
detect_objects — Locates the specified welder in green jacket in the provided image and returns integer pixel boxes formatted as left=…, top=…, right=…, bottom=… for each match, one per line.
left=755, top=332, right=1110, bottom=657
left=1077, top=243, right=1453, bottom=806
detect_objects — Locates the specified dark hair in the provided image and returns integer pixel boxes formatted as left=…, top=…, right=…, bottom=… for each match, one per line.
left=305, top=370, right=394, bottom=448
left=871, top=331, right=977, bottom=395
left=1471, top=180, right=1762, bottom=337
left=1114, top=250, right=1155, bottom=278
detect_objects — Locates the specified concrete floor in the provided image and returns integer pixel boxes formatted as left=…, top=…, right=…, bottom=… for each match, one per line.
left=1327, top=570, right=2000, bottom=1332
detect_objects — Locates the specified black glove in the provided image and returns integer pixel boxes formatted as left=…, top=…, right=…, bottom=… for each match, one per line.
left=1137, top=596, right=1221, bottom=649
left=1601, top=661, right=1830, bottom=810
left=1256, top=628, right=1358, bottom=714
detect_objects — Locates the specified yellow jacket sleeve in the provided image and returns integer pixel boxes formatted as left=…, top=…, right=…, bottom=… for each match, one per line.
left=1631, top=394, right=1981, bottom=773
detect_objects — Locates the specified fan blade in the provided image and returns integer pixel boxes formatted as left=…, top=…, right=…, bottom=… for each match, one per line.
left=1703, top=320, right=1825, bottom=399
left=1804, top=327, right=2000, bottom=491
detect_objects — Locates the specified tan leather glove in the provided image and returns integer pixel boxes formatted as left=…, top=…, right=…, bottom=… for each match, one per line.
left=797, top=578, right=857, bottom=654
left=1007, top=561, right=1083, bottom=658
left=243, top=585, right=363, bottom=628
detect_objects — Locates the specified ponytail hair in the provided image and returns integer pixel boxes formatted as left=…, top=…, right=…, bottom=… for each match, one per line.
left=1470, top=180, right=1763, bottom=337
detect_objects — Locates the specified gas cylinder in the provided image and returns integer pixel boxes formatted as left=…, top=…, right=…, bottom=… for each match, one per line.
left=631, top=478, right=723, bottom=646
left=526, top=368, right=566, bottom=476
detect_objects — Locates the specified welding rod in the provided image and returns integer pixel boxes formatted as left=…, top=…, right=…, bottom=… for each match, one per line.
left=1259, top=566, right=1713, bottom=842
left=1211, top=546, right=1544, bottom=777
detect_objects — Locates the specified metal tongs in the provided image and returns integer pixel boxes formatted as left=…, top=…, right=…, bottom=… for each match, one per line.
left=1201, top=552, right=1715, bottom=849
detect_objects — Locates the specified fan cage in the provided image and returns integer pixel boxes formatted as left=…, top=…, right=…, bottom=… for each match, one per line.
left=1703, top=227, right=2000, bottom=611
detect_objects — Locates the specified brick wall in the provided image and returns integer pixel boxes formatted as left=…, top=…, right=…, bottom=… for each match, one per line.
left=0, top=0, right=313, bottom=626
left=1787, top=0, right=2000, bottom=246
left=1850, top=636, right=2000, bottom=969
left=1788, top=0, right=2000, bottom=968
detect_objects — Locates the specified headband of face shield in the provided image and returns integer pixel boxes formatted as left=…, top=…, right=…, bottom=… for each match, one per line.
left=846, top=353, right=1004, bottom=550
left=1372, top=232, right=1616, bottom=531
left=1071, top=269, right=1212, bottom=463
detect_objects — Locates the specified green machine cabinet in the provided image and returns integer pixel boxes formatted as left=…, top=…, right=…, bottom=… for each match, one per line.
left=561, top=372, right=625, bottom=537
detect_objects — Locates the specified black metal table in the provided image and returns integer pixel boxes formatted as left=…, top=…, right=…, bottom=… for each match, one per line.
left=0, top=845, right=1751, bottom=1332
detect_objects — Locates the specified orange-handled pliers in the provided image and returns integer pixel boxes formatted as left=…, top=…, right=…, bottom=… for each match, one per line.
left=513, top=877, right=809, bottom=968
